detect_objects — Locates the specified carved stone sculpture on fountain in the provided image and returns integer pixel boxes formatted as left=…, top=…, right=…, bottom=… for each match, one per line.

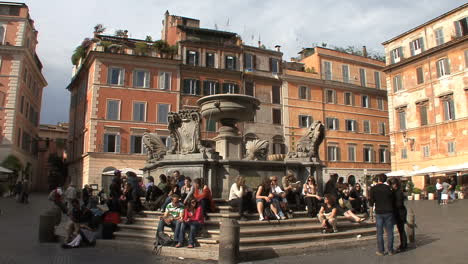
left=142, top=132, right=167, bottom=163
left=167, top=109, right=212, bottom=155
left=244, top=139, right=269, bottom=161
left=287, top=120, right=325, bottom=162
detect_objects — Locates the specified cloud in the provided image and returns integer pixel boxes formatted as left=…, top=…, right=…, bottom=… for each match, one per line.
left=22, top=0, right=467, bottom=124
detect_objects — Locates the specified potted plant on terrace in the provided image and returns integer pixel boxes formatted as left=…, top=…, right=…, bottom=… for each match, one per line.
left=413, top=188, right=422, bottom=200
left=405, top=181, right=414, bottom=200
left=426, top=186, right=436, bottom=200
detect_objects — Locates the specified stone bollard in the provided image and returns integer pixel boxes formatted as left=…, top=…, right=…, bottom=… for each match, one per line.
left=38, top=212, right=57, bottom=243
left=218, top=218, right=240, bottom=264
left=406, top=209, right=416, bottom=246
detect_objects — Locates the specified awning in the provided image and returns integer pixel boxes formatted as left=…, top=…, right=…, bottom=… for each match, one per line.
left=102, top=168, right=143, bottom=176
left=410, top=165, right=443, bottom=176
left=386, top=170, right=412, bottom=177
left=438, top=162, right=468, bottom=173
left=0, top=166, right=13, bottom=174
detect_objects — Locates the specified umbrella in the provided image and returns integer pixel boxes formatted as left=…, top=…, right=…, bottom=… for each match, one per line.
left=386, top=170, right=411, bottom=177
left=0, top=166, right=13, bottom=173
left=102, top=168, right=143, bottom=176
left=438, top=162, right=468, bottom=173
left=410, top=165, right=443, bottom=176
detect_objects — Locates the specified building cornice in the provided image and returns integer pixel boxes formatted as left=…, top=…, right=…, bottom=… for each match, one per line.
left=319, top=53, right=385, bottom=70
left=0, top=45, right=47, bottom=85
left=180, top=64, right=242, bottom=78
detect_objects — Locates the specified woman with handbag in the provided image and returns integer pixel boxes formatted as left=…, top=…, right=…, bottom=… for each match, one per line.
left=177, top=198, right=204, bottom=248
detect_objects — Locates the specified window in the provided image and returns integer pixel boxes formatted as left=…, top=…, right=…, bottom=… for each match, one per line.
left=377, top=98, right=384, bottom=110
left=225, top=55, right=236, bottom=70
left=447, top=141, right=456, bottom=154
left=272, top=109, right=281, bottom=125
left=0, top=25, right=5, bottom=45
left=416, top=67, right=424, bottom=84
left=359, top=68, right=366, bottom=87
left=442, top=96, right=455, bottom=121
left=133, top=70, right=149, bottom=88
left=374, top=71, right=381, bottom=89
left=206, top=52, right=215, bottom=68
left=157, top=104, right=169, bottom=124
left=465, top=50, right=468, bottom=68
left=20, top=96, right=24, bottom=113
left=299, top=115, right=312, bottom=128
left=132, top=102, right=146, bottom=122
left=379, top=147, right=388, bottom=163
left=106, top=100, right=120, bottom=120
left=186, top=50, right=199, bottom=66
left=323, top=61, right=332, bottom=80
left=244, top=53, right=254, bottom=70
left=361, top=95, right=369, bottom=108
left=435, top=28, right=444, bottom=46
left=272, top=85, right=280, bottom=104
left=345, top=120, right=357, bottom=132
left=325, top=89, right=336, bottom=104
left=363, top=120, right=371, bottom=134
left=108, top=67, right=124, bottom=85
left=182, top=79, right=200, bottom=95
left=206, top=119, right=216, bottom=132
left=409, top=38, right=424, bottom=56
left=158, top=72, right=171, bottom=90
left=344, top=92, right=354, bottom=106
left=363, top=146, right=373, bottom=163
left=454, top=17, right=468, bottom=37
left=436, top=58, right=450, bottom=77
left=419, top=103, right=428, bottom=126
left=378, top=122, right=386, bottom=135
left=203, top=81, right=219, bottom=95
left=347, top=144, right=356, bottom=162
left=326, top=117, right=339, bottom=130
left=299, top=86, right=310, bottom=100
left=393, top=75, right=403, bottom=92
left=222, top=83, right=239, bottom=94
left=245, top=81, right=254, bottom=96
left=130, top=135, right=145, bottom=154
left=342, top=65, right=350, bottom=83
left=391, top=47, right=403, bottom=63
left=22, top=132, right=31, bottom=152
left=270, top=58, right=280, bottom=73
left=104, top=134, right=120, bottom=153
left=397, top=109, right=406, bottom=130
left=401, top=148, right=408, bottom=159
left=327, top=145, right=340, bottom=161
left=422, top=145, right=430, bottom=157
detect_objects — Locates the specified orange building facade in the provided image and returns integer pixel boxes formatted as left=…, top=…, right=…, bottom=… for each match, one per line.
left=283, top=47, right=390, bottom=183
left=0, top=2, right=47, bottom=187
left=383, top=4, right=468, bottom=189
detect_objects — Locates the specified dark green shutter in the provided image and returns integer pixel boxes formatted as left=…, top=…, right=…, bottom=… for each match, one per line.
left=196, top=80, right=201, bottom=95
left=195, top=52, right=199, bottom=65
left=419, top=37, right=425, bottom=51
left=222, top=83, right=229, bottom=93
left=234, top=84, right=239, bottom=94
left=183, top=79, right=190, bottom=94
left=203, top=81, right=210, bottom=96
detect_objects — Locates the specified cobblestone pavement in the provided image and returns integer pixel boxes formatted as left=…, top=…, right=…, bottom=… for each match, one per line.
left=0, top=193, right=213, bottom=264
left=244, top=199, right=468, bottom=264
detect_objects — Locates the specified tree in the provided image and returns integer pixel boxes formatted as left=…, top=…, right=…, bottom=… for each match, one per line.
left=1, top=155, right=23, bottom=189
left=94, top=24, right=105, bottom=34
left=114, top=29, right=127, bottom=37
left=145, top=35, right=153, bottom=42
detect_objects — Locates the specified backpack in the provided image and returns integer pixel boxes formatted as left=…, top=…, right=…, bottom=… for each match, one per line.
left=153, top=232, right=175, bottom=255
left=263, top=207, right=280, bottom=224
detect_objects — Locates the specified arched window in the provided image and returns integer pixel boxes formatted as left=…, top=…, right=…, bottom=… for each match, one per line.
left=244, top=133, right=258, bottom=142
left=272, top=135, right=286, bottom=154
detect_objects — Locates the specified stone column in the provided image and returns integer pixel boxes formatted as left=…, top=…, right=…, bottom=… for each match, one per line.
left=218, top=218, right=240, bottom=264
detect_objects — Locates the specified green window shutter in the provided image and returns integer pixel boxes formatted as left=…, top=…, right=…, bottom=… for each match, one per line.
left=419, top=37, right=425, bottom=51
left=116, top=135, right=121, bottom=153
left=203, top=81, right=209, bottom=96
left=183, top=79, right=190, bottom=94
left=436, top=61, right=441, bottom=77
left=195, top=52, right=199, bottom=65
left=444, top=59, right=450, bottom=75
left=409, top=41, right=415, bottom=56
left=222, top=83, right=229, bottom=93
left=455, top=21, right=462, bottom=37
left=196, top=80, right=201, bottom=95
left=130, top=135, right=135, bottom=153
left=104, top=134, right=109, bottom=152
left=234, top=84, right=239, bottom=94
left=398, top=47, right=403, bottom=59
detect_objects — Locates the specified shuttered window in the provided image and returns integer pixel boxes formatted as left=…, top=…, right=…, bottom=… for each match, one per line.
left=203, top=81, right=219, bottom=95
left=182, top=79, right=201, bottom=95
left=401, top=148, right=407, bottom=159
left=108, top=67, right=124, bottom=85
left=454, top=17, right=468, bottom=37
left=272, top=109, right=281, bottom=125
left=206, top=52, right=215, bottom=68
left=133, top=70, right=150, bottom=88
left=272, top=85, right=280, bottom=104
left=348, top=145, right=356, bottom=162
left=299, top=115, right=312, bottom=128
left=377, top=98, right=384, bottom=110
left=359, top=68, right=366, bottom=87
left=326, top=117, right=339, bottom=130
left=374, top=71, right=381, bottom=89
left=130, top=135, right=145, bottom=154
left=222, top=83, right=239, bottom=94
left=398, top=110, right=406, bottom=130
left=435, top=28, right=444, bottom=46
left=409, top=38, right=424, bottom=56
left=442, top=97, right=455, bottom=121
left=390, top=47, right=403, bottom=63
left=245, top=81, right=254, bottom=96
left=323, top=61, right=332, bottom=80
left=363, top=120, right=370, bottom=134
left=379, top=122, right=386, bottom=135
left=299, top=86, right=310, bottom=100
left=133, top=102, right=146, bottom=122
left=158, top=72, right=171, bottom=90
left=436, top=58, right=450, bottom=77
left=106, top=100, right=120, bottom=120
left=186, top=50, right=199, bottom=66
left=419, top=104, right=428, bottom=126
left=225, top=55, right=237, bottom=70
left=345, top=120, right=358, bottom=132
left=363, top=146, right=373, bottom=163
left=361, top=95, right=369, bottom=108
left=244, top=53, right=254, bottom=70
left=157, top=104, right=170, bottom=124
left=325, top=89, right=336, bottom=103
left=327, top=145, right=340, bottom=161
left=393, top=75, right=403, bottom=92
left=104, top=134, right=120, bottom=153
left=344, top=92, right=353, bottom=106
left=416, top=67, right=424, bottom=84
left=342, top=65, right=349, bottom=83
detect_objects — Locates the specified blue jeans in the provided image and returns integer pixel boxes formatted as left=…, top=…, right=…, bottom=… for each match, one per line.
left=375, top=213, right=394, bottom=253
left=178, top=221, right=201, bottom=245
left=450, top=191, right=456, bottom=200
left=157, top=219, right=182, bottom=243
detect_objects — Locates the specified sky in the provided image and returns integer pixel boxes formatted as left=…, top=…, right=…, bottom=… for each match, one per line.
left=22, top=0, right=466, bottom=124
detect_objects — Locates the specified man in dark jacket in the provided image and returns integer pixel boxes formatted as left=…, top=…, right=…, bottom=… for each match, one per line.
left=391, top=178, right=407, bottom=252
left=369, top=173, right=395, bottom=256
left=82, top=185, right=91, bottom=207
left=109, top=170, right=122, bottom=212
left=324, top=173, right=339, bottom=198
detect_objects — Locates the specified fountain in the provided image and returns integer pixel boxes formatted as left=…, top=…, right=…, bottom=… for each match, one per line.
left=142, top=94, right=325, bottom=199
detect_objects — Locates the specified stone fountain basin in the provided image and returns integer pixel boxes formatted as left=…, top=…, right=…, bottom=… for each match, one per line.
left=197, top=94, right=260, bottom=122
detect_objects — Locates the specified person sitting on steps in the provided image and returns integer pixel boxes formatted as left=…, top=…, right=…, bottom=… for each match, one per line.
left=303, top=177, right=322, bottom=218
left=157, top=194, right=184, bottom=245
left=177, top=198, right=204, bottom=248
left=229, top=176, right=253, bottom=221
left=192, top=178, right=216, bottom=220
left=318, top=194, right=338, bottom=233
left=282, top=171, right=303, bottom=211
left=338, top=188, right=366, bottom=223
left=255, top=178, right=281, bottom=221
left=270, top=176, right=290, bottom=219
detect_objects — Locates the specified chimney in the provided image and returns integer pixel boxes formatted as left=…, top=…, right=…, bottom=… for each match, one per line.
left=275, top=45, right=281, bottom=52
left=362, top=46, right=368, bottom=57
left=258, top=40, right=262, bottom=48
left=123, top=30, right=129, bottom=38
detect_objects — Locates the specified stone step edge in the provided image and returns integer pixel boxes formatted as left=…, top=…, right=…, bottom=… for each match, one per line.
left=239, top=222, right=374, bottom=235
left=239, top=227, right=376, bottom=244
left=114, top=231, right=219, bottom=244
left=118, top=224, right=220, bottom=235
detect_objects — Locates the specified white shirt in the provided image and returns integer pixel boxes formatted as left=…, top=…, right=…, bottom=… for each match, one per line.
left=271, top=185, right=284, bottom=195
left=436, top=183, right=443, bottom=191
left=229, top=183, right=244, bottom=200
left=64, top=186, right=78, bottom=199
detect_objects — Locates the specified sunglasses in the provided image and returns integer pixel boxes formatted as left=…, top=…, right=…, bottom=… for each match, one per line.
left=308, top=179, right=313, bottom=181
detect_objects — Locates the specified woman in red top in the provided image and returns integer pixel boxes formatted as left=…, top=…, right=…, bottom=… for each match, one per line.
left=176, top=198, right=204, bottom=248
left=192, top=178, right=215, bottom=220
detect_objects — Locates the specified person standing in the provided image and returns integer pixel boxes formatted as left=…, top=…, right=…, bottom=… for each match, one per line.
left=391, top=178, right=407, bottom=252
left=441, top=178, right=450, bottom=205
left=124, top=183, right=137, bottom=225
left=82, top=185, right=91, bottom=207
left=448, top=177, right=457, bottom=201
left=65, top=184, right=79, bottom=210
left=109, top=170, right=123, bottom=212
left=436, top=178, right=443, bottom=205
left=369, top=173, right=395, bottom=256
